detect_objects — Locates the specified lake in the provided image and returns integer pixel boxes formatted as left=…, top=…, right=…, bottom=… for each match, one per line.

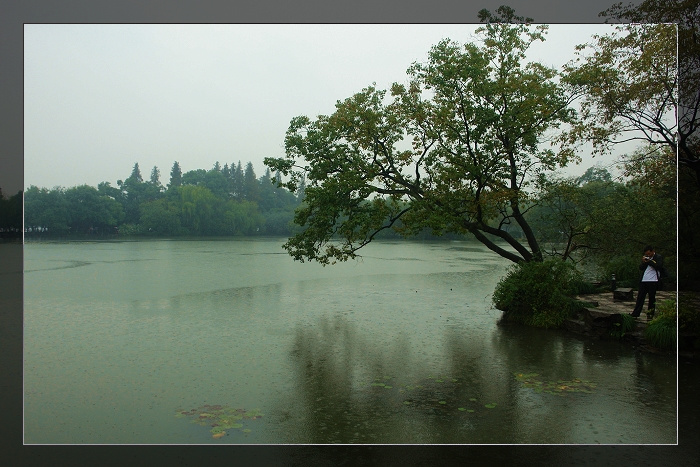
left=23, top=238, right=677, bottom=444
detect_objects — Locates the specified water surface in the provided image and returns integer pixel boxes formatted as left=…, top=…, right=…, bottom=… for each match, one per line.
left=23, top=238, right=677, bottom=444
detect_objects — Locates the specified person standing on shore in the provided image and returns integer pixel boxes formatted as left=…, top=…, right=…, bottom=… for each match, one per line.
left=630, top=245, right=664, bottom=319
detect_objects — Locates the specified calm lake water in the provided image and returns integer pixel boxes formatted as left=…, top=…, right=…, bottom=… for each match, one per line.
left=23, top=238, right=677, bottom=444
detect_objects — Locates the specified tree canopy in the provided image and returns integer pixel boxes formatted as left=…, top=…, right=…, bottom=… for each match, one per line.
left=24, top=160, right=301, bottom=238
left=560, top=23, right=677, bottom=161
left=265, top=22, right=580, bottom=265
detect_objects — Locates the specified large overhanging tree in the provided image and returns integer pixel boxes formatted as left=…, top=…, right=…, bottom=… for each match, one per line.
left=265, top=23, right=580, bottom=265
left=599, top=0, right=698, bottom=179
left=559, top=23, right=678, bottom=165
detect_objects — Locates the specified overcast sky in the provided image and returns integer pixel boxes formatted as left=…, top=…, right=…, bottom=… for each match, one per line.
left=24, top=23, right=622, bottom=190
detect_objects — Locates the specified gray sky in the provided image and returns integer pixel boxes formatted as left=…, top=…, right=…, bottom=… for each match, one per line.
left=24, top=23, right=621, bottom=190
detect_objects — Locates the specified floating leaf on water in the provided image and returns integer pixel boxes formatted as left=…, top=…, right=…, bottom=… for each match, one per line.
left=514, top=372, right=596, bottom=395
left=436, top=379, right=444, bottom=383
left=212, top=432, right=226, bottom=439
left=176, top=404, right=264, bottom=436
left=458, top=407, right=466, bottom=411
left=485, top=403, right=497, bottom=409
left=467, top=409, right=475, bottom=413
left=469, top=398, right=477, bottom=402
left=371, top=383, right=385, bottom=387
left=404, top=401, right=412, bottom=405
left=384, top=385, right=393, bottom=389
left=242, top=429, right=251, bottom=433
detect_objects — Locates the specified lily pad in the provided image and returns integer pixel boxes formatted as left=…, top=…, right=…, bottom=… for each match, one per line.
left=176, top=404, right=264, bottom=437
left=514, top=372, right=596, bottom=395
left=485, top=403, right=497, bottom=409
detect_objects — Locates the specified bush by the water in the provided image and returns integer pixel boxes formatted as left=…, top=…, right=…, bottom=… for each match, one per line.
left=493, top=259, right=582, bottom=329
left=644, top=299, right=677, bottom=350
left=610, top=313, right=637, bottom=339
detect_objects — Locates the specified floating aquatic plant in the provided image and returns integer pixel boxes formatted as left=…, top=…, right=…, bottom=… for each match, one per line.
left=175, top=404, right=264, bottom=439
left=514, top=373, right=596, bottom=395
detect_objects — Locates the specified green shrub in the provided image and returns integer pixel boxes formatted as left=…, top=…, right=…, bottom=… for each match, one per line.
left=572, top=279, right=602, bottom=295
left=610, top=313, right=636, bottom=339
left=644, top=299, right=677, bottom=349
left=644, top=314, right=677, bottom=349
left=117, top=223, right=142, bottom=235
left=493, top=259, right=582, bottom=329
left=598, top=255, right=640, bottom=289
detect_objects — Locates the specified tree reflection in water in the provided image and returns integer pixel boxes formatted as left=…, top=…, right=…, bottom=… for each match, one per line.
left=273, top=313, right=676, bottom=444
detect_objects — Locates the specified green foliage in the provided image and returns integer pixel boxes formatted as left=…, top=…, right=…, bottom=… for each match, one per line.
left=561, top=24, right=677, bottom=158
left=644, top=315, right=677, bottom=350
left=492, top=259, right=582, bottom=328
left=0, top=188, right=23, bottom=234
left=64, top=185, right=124, bottom=233
left=610, top=313, right=636, bottom=339
left=266, top=22, right=580, bottom=265
left=571, top=279, right=601, bottom=295
left=642, top=299, right=676, bottom=349
left=528, top=159, right=675, bottom=266
left=24, top=159, right=300, bottom=239
left=598, top=255, right=641, bottom=289
left=140, top=198, right=183, bottom=235
left=24, top=186, right=71, bottom=235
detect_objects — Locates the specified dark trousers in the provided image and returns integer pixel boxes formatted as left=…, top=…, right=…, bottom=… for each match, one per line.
left=632, top=281, right=658, bottom=317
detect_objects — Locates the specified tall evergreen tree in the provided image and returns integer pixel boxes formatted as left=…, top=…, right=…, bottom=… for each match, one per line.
left=232, top=161, right=244, bottom=200
left=243, top=162, right=259, bottom=203
left=150, top=166, right=161, bottom=186
left=169, top=161, right=182, bottom=190
left=129, top=163, right=143, bottom=183
left=121, top=163, right=146, bottom=224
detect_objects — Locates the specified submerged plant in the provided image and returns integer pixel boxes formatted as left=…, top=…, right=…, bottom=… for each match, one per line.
left=175, top=404, right=264, bottom=439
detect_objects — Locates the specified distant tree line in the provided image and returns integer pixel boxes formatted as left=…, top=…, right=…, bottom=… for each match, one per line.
left=0, top=187, right=22, bottom=238
left=23, top=161, right=306, bottom=237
